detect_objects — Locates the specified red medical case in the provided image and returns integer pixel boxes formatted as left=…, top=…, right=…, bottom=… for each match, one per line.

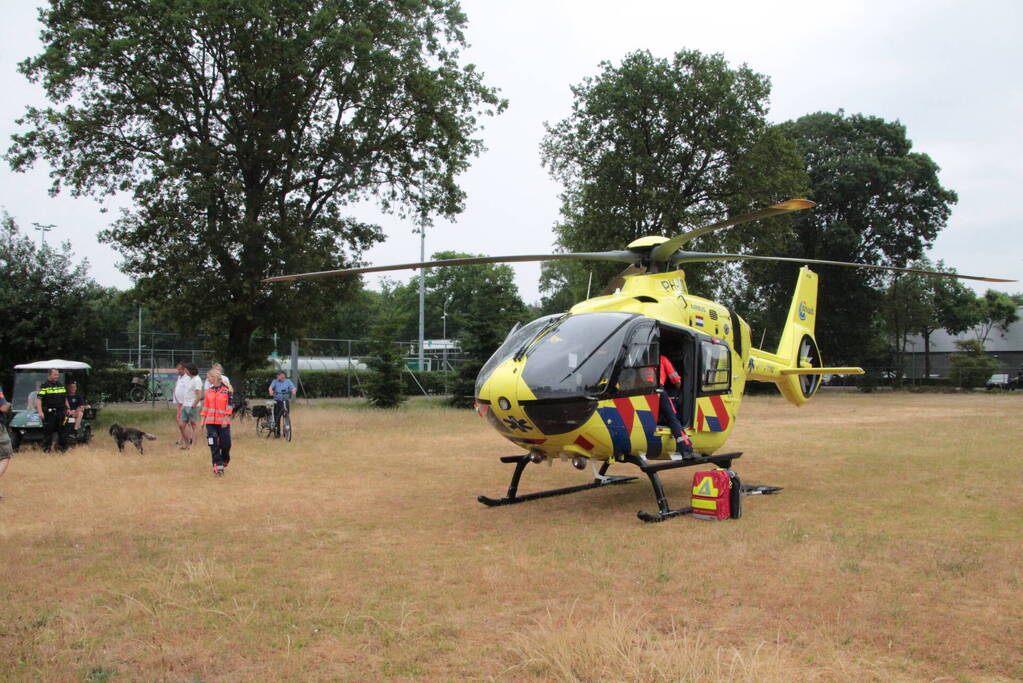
left=690, top=469, right=732, bottom=520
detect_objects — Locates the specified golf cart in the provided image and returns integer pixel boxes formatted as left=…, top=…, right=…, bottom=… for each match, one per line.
left=6, top=359, right=97, bottom=451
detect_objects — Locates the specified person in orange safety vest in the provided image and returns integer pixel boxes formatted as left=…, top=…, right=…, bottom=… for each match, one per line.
left=200, top=368, right=233, bottom=477
left=659, top=354, right=693, bottom=456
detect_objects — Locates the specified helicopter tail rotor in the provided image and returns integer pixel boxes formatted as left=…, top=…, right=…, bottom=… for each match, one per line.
left=748, top=267, right=864, bottom=404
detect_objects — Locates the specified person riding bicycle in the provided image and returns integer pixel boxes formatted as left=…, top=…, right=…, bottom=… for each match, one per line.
left=268, top=370, right=296, bottom=437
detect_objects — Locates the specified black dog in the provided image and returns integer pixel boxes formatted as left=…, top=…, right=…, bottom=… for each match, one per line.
left=109, top=423, right=157, bottom=454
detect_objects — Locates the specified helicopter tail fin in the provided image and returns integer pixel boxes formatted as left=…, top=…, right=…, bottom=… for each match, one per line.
left=749, top=266, right=863, bottom=405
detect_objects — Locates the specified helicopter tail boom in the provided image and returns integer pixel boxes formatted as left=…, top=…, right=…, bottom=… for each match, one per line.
left=748, top=267, right=863, bottom=404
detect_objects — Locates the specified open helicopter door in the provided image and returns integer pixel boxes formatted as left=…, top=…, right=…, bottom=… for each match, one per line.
left=655, top=323, right=697, bottom=428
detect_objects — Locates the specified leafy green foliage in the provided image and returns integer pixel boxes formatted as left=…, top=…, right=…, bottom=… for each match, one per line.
left=448, top=266, right=529, bottom=407
left=884, top=258, right=979, bottom=379
left=771, top=111, right=958, bottom=364
left=363, top=304, right=408, bottom=408
left=949, top=339, right=998, bottom=388
left=7, top=0, right=506, bottom=391
left=539, top=49, right=807, bottom=307
left=971, top=290, right=1019, bottom=345
left=243, top=369, right=452, bottom=399
left=387, top=251, right=530, bottom=342
left=0, top=214, right=128, bottom=388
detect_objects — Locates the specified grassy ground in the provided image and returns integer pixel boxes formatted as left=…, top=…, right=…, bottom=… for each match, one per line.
left=1, top=392, right=1021, bottom=681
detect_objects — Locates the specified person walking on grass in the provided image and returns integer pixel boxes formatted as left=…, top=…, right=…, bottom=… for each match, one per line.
left=0, top=387, right=12, bottom=499
left=173, top=361, right=194, bottom=447
left=180, top=363, right=203, bottom=449
left=200, top=368, right=233, bottom=477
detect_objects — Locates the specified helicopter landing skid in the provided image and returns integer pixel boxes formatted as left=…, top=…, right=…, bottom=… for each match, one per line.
left=477, top=455, right=637, bottom=507
left=622, top=452, right=743, bottom=523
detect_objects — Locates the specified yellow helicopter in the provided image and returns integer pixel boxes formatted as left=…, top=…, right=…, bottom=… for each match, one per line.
left=266, top=199, right=1013, bottom=521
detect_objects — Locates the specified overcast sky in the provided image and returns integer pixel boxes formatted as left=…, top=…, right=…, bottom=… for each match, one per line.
left=1, top=0, right=1019, bottom=307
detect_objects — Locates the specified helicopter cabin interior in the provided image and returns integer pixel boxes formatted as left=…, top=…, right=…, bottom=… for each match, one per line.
left=654, top=322, right=732, bottom=430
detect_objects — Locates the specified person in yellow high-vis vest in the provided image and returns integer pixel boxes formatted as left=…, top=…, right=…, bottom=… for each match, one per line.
left=36, top=368, right=69, bottom=452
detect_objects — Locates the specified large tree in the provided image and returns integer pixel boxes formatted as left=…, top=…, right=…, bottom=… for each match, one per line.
left=539, top=49, right=807, bottom=309
left=0, top=213, right=121, bottom=383
left=971, top=289, right=1019, bottom=345
left=770, top=111, right=958, bottom=364
left=884, top=258, right=978, bottom=381
left=7, top=0, right=505, bottom=387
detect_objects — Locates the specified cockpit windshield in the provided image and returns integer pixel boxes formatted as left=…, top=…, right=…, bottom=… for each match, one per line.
left=475, top=314, right=562, bottom=397
left=520, top=312, right=642, bottom=400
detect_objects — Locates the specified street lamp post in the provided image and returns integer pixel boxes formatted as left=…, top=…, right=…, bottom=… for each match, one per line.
left=31, top=222, right=55, bottom=247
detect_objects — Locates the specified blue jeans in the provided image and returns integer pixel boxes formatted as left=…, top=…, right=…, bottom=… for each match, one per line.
left=206, top=424, right=232, bottom=467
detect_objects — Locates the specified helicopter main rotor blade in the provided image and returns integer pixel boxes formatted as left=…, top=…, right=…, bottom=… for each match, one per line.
left=649, top=199, right=815, bottom=264
left=598, top=264, right=647, bottom=296
left=264, top=250, right=638, bottom=283
left=671, top=251, right=1016, bottom=283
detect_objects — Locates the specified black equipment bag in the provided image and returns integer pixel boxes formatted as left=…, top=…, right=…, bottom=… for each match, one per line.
left=727, top=469, right=742, bottom=519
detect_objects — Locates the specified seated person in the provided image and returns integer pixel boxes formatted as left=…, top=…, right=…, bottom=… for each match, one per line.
left=65, top=381, right=91, bottom=437
left=658, top=354, right=693, bottom=455
left=27, top=383, right=41, bottom=412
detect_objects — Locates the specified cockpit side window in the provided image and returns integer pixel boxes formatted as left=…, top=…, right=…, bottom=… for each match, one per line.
left=613, top=321, right=659, bottom=396
left=699, top=339, right=731, bottom=395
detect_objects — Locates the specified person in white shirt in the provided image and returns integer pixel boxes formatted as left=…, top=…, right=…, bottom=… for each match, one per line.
left=180, top=363, right=203, bottom=449
left=173, top=361, right=194, bottom=447
left=203, top=362, right=232, bottom=392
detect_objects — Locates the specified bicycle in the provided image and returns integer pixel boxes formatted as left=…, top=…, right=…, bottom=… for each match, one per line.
left=255, top=396, right=292, bottom=439
left=254, top=402, right=274, bottom=438
left=129, top=377, right=164, bottom=403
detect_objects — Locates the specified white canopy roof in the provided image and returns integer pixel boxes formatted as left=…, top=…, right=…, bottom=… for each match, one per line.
left=14, top=359, right=92, bottom=371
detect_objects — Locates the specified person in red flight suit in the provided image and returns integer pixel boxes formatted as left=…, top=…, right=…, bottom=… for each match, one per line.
left=659, top=354, right=693, bottom=456
left=200, top=368, right=233, bottom=477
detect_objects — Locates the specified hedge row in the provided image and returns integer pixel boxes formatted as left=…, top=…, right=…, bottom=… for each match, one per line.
left=76, top=365, right=141, bottom=403
left=242, top=369, right=456, bottom=399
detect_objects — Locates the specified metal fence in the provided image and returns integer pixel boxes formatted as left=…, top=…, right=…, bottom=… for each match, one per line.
left=103, top=334, right=466, bottom=375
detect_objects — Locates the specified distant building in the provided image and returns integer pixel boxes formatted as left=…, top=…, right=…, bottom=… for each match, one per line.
left=905, top=305, right=1023, bottom=378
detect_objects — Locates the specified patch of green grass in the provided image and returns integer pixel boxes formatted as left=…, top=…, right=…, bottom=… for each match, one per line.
left=85, top=667, right=118, bottom=682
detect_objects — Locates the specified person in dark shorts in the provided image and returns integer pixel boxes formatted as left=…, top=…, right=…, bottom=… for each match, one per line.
left=65, top=381, right=91, bottom=439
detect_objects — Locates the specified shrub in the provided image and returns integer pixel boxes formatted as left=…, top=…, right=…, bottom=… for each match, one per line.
left=948, top=339, right=998, bottom=388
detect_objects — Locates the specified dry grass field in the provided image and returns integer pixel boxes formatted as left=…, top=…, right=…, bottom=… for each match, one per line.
left=1, top=392, right=1021, bottom=681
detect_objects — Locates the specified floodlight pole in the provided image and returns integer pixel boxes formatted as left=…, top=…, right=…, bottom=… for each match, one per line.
left=442, top=296, right=450, bottom=374
left=31, top=222, right=55, bottom=247
left=418, top=226, right=426, bottom=372
left=138, top=306, right=143, bottom=367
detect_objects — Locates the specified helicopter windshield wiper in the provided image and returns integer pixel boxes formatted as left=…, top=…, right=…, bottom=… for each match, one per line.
left=556, top=318, right=633, bottom=386
left=514, top=313, right=570, bottom=361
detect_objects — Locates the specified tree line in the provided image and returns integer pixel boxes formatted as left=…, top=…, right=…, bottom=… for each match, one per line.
left=4, top=1, right=1018, bottom=398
